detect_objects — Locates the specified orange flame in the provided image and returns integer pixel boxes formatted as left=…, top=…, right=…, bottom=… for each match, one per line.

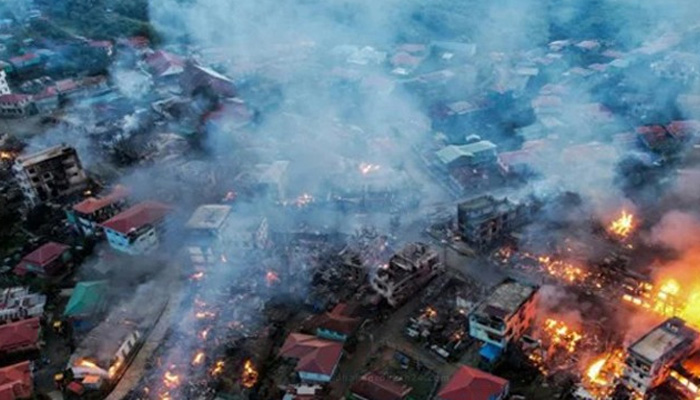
left=190, top=271, right=205, bottom=281
left=609, top=210, right=635, bottom=239
left=192, top=351, right=205, bottom=366
left=241, top=359, right=259, bottom=388
left=623, top=278, right=700, bottom=329
left=580, top=350, right=625, bottom=399
left=265, top=271, right=280, bottom=286
left=211, top=360, right=225, bottom=376
left=163, top=371, right=180, bottom=389
left=78, top=359, right=100, bottom=369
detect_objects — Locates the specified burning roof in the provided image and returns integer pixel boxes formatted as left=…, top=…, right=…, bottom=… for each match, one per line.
left=629, top=318, right=699, bottom=364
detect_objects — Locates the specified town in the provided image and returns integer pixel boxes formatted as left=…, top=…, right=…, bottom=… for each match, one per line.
left=0, top=1, right=700, bottom=400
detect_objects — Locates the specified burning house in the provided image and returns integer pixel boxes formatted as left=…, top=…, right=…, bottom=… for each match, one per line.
left=185, top=204, right=233, bottom=268
left=12, top=145, right=88, bottom=207
left=621, top=317, right=700, bottom=398
left=457, top=195, right=530, bottom=251
left=328, top=162, right=419, bottom=211
left=469, top=279, right=539, bottom=361
left=0, top=287, right=45, bottom=324
left=100, top=201, right=172, bottom=255
left=278, top=333, right=343, bottom=383
left=370, top=242, right=443, bottom=307
left=669, top=349, right=700, bottom=399
left=66, top=185, right=130, bottom=236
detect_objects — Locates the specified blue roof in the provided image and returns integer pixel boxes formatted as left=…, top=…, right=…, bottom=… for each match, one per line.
left=479, top=343, right=502, bottom=362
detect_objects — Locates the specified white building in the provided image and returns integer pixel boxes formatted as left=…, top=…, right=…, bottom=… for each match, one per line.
left=13, top=145, right=88, bottom=207
left=370, top=242, right=443, bottom=307
left=101, top=201, right=171, bottom=255
left=622, top=317, right=700, bottom=397
left=0, top=93, right=34, bottom=117
left=0, top=70, right=11, bottom=95
left=0, top=287, right=46, bottom=323
left=469, top=279, right=539, bottom=350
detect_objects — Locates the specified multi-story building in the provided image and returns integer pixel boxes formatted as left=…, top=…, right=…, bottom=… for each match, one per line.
left=469, top=279, right=539, bottom=355
left=669, top=350, right=700, bottom=399
left=100, top=201, right=172, bottom=255
left=0, top=287, right=46, bottom=324
left=12, top=145, right=88, bottom=207
left=0, top=70, right=11, bottom=95
left=370, top=242, right=443, bottom=307
left=184, top=204, right=233, bottom=268
left=67, top=185, right=130, bottom=236
left=622, top=317, right=700, bottom=397
left=457, top=195, right=530, bottom=251
left=0, top=93, right=35, bottom=117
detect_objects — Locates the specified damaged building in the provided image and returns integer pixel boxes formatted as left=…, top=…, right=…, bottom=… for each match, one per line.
left=100, top=201, right=172, bottom=255
left=457, top=195, right=531, bottom=251
left=370, top=242, right=443, bottom=307
left=12, top=145, right=88, bottom=207
left=66, top=185, right=130, bottom=236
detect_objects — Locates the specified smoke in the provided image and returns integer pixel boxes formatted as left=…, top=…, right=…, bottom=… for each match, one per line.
left=646, top=210, right=700, bottom=252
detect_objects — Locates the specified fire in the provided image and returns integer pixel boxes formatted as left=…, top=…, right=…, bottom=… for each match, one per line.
left=295, top=193, right=314, bottom=207
left=0, top=151, right=15, bottom=160
left=422, top=306, right=437, bottom=319
left=108, top=359, right=122, bottom=378
left=211, top=360, right=225, bottom=376
left=200, top=328, right=209, bottom=340
left=78, top=359, right=99, bottom=369
left=608, top=210, right=635, bottom=239
left=537, top=256, right=590, bottom=284
left=190, top=271, right=205, bottom=281
left=241, top=359, right=259, bottom=388
left=542, top=319, right=583, bottom=353
left=163, top=371, right=180, bottom=389
left=578, top=350, right=626, bottom=400
left=622, top=278, right=700, bottom=328
left=192, top=351, right=205, bottom=366
left=359, top=162, right=381, bottom=175
left=265, top=271, right=280, bottom=286
left=195, top=311, right=216, bottom=319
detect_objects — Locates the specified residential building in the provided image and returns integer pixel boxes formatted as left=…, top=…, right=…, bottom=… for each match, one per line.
left=67, top=185, right=129, bottom=236
left=143, top=50, right=185, bottom=80
left=457, top=195, right=530, bottom=251
left=435, top=139, right=498, bottom=170
left=253, top=160, right=289, bottom=202
left=437, top=366, right=509, bottom=400
left=63, top=281, right=109, bottom=332
left=14, top=242, right=72, bottom=278
left=0, top=287, right=45, bottom=324
left=313, top=303, right=362, bottom=342
left=180, top=61, right=236, bottom=98
left=101, top=201, right=172, bottom=255
left=12, top=145, right=88, bottom=207
left=279, top=333, right=343, bottom=383
left=281, top=384, right=324, bottom=400
left=370, top=242, right=443, bottom=307
left=0, top=361, right=33, bottom=400
left=33, top=87, right=59, bottom=114
left=0, top=318, right=41, bottom=357
left=0, top=94, right=34, bottom=118
left=669, top=350, right=700, bottom=399
left=350, top=371, right=413, bottom=400
left=621, top=317, right=700, bottom=397
left=469, top=279, right=539, bottom=358
left=0, top=70, right=10, bottom=95
left=185, top=204, right=232, bottom=268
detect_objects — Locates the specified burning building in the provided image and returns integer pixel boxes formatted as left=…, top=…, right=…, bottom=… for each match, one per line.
left=457, top=195, right=530, bottom=251
left=370, top=242, right=443, bottom=307
left=469, top=279, right=539, bottom=359
left=12, top=145, right=88, bottom=207
left=670, top=349, right=700, bottom=399
left=621, top=317, right=700, bottom=397
left=100, top=201, right=172, bottom=255
left=66, top=185, right=130, bottom=236
left=185, top=204, right=233, bottom=268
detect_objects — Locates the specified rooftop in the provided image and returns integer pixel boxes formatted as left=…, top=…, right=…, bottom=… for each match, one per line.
left=101, top=201, right=172, bottom=235
left=475, top=280, right=537, bottom=320
left=185, top=205, right=231, bottom=231
left=279, top=333, right=343, bottom=376
left=438, top=366, right=508, bottom=400
left=0, top=318, right=41, bottom=353
left=73, top=185, right=129, bottom=215
left=15, top=145, right=76, bottom=167
left=0, top=361, right=32, bottom=400
left=63, top=281, right=108, bottom=317
left=435, top=141, right=497, bottom=166
left=20, top=242, right=69, bottom=267
left=629, top=318, right=698, bottom=364
left=350, top=371, right=413, bottom=400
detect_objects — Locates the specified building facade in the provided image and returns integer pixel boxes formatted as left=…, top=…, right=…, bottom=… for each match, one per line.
left=12, top=145, right=88, bottom=207
left=457, top=195, right=530, bottom=251
left=469, top=279, right=539, bottom=351
left=101, top=201, right=171, bottom=255
left=67, top=185, right=129, bottom=236
left=0, top=93, right=35, bottom=117
left=621, top=317, right=700, bottom=397
left=370, top=242, right=443, bottom=307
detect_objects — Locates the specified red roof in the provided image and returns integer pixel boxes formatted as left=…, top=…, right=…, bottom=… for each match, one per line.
left=636, top=125, right=670, bottom=147
left=0, top=318, right=41, bottom=354
left=0, top=94, right=31, bottom=104
left=128, top=36, right=149, bottom=48
left=9, top=53, right=37, bottom=63
left=0, top=362, right=32, bottom=400
left=73, top=185, right=129, bottom=215
left=145, top=50, right=185, bottom=77
left=667, top=120, right=700, bottom=139
left=315, top=303, right=361, bottom=336
left=438, top=366, right=508, bottom=400
left=101, top=201, right=171, bottom=235
left=21, top=242, right=69, bottom=267
left=279, top=333, right=343, bottom=376
left=55, top=79, right=80, bottom=93
left=350, top=372, right=412, bottom=400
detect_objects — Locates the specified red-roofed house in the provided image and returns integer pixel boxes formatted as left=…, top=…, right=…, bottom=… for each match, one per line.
left=0, top=318, right=41, bottom=356
left=350, top=372, right=412, bottom=400
left=314, top=303, right=362, bottom=342
left=437, top=366, right=509, bottom=400
left=666, top=120, right=700, bottom=141
left=67, top=185, right=130, bottom=236
left=0, top=361, right=33, bottom=400
left=636, top=125, right=674, bottom=152
left=14, top=242, right=71, bottom=278
left=0, top=94, right=34, bottom=118
left=279, top=333, right=343, bottom=382
left=101, top=201, right=172, bottom=255
left=144, top=50, right=185, bottom=79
